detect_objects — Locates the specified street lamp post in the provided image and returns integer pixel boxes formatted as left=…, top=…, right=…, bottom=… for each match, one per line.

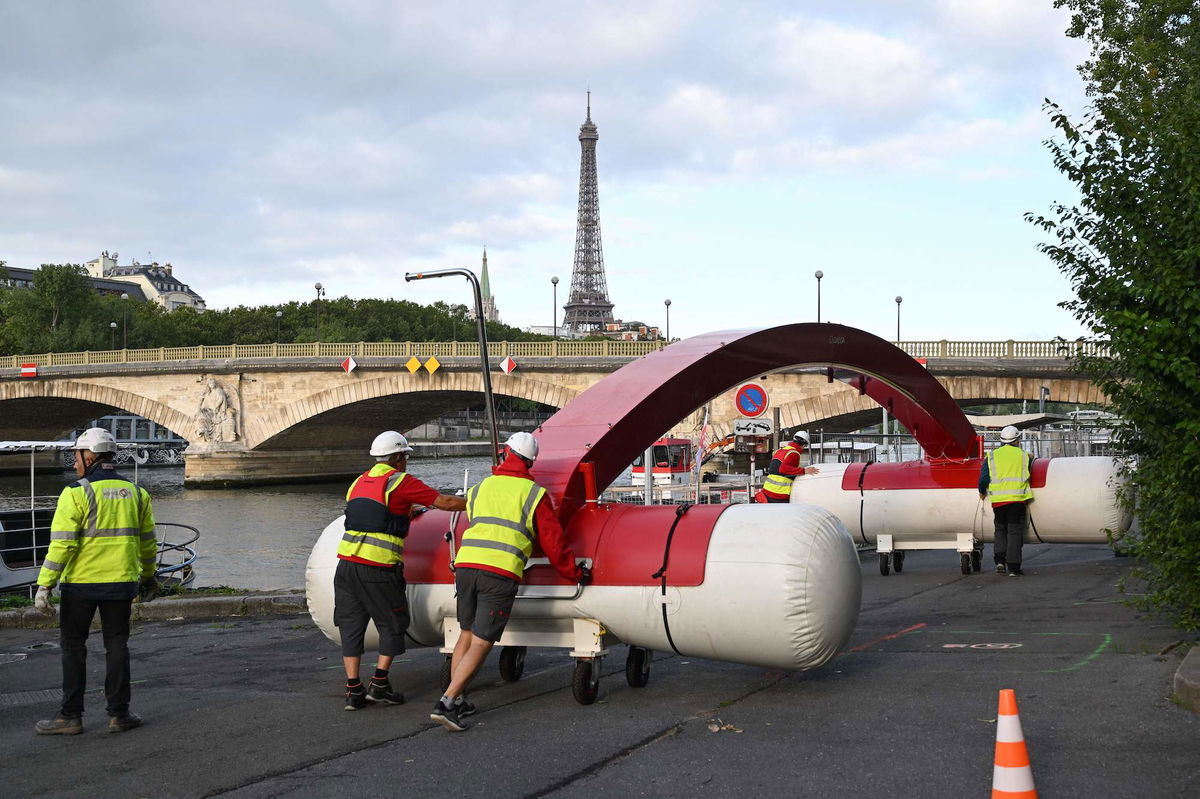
left=120, top=293, right=129, bottom=348
left=275, top=310, right=283, bottom=342
left=551, top=276, right=559, bottom=340
left=664, top=299, right=671, bottom=342
left=314, top=282, right=326, bottom=342
left=109, top=321, right=117, bottom=350
left=814, top=271, right=824, bottom=322
left=895, top=296, right=903, bottom=342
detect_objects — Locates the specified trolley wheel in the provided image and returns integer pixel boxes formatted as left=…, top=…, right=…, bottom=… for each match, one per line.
left=960, top=553, right=972, bottom=575
left=971, top=549, right=982, bottom=572
left=572, top=659, right=601, bottom=705
left=440, top=655, right=452, bottom=691
left=893, top=551, right=905, bottom=573
left=625, top=646, right=651, bottom=688
left=879, top=553, right=891, bottom=576
left=498, top=646, right=526, bottom=683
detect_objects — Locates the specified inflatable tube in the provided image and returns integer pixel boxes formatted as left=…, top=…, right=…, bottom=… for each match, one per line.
left=788, top=456, right=1130, bottom=545
left=306, top=503, right=861, bottom=672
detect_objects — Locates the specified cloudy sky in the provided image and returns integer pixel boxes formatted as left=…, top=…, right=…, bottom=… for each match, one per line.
left=0, top=1, right=1091, bottom=341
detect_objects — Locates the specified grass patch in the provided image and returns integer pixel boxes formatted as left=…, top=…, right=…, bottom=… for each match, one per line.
left=160, top=585, right=245, bottom=598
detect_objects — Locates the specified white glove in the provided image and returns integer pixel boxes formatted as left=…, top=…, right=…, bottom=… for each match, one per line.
left=34, top=586, right=53, bottom=615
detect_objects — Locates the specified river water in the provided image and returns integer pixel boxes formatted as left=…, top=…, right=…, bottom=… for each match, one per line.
left=0, top=457, right=494, bottom=591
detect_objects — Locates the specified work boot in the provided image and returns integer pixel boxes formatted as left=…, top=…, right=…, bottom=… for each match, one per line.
left=35, top=716, right=82, bottom=735
left=454, top=696, right=477, bottom=718
left=994, top=563, right=1007, bottom=574
left=344, top=684, right=367, bottom=711
left=366, top=679, right=404, bottom=705
left=108, top=712, right=143, bottom=733
left=430, top=699, right=468, bottom=732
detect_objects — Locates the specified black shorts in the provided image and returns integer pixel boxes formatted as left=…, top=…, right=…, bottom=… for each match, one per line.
left=455, top=567, right=519, bottom=643
left=333, top=559, right=410, bottom=657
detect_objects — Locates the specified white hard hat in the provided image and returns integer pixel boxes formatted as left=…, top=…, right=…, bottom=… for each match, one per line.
left=793, top=430, right=811, bottom=446
left=370, top=431, right=414, bottom=457
left=999, top=425, right=1022, bottom=443
left=506, top=431, right=539, bottom=462
left=75, top=427, right=117, bottom=454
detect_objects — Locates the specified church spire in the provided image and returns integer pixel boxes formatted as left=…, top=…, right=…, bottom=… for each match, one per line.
left=480, top=247, right=491, bottom=299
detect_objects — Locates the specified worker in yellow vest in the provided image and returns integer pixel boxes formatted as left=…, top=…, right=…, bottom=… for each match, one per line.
left=431, top=432, right=590, bottom=731
left=335, top=431, right=465, bottom=711
left=979, top=426, right=1035, bottom=576
left=755, top=430, right=820, bottom=503
left=33, top=427, right=157, bottom=736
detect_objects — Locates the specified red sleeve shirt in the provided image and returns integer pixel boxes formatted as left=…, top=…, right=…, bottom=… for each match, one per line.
left=774, top=446, right=805, bottom=476
left=530, top=493, right=580, bottom=582
left=387, top=474, right=441, bottom=517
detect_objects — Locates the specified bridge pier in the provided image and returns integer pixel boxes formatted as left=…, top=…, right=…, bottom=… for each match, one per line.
left=184, top=447, right=368, bottom=488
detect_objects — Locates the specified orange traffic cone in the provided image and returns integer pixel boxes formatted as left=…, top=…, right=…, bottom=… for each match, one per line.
left=992, top=689, right=1037, bottom=798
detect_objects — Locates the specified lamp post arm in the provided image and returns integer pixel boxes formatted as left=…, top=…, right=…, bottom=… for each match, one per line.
left=405, top=268, right=500, bottom=465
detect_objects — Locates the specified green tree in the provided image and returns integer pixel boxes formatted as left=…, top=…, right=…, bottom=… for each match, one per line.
left=1029, top=0, right=1200, bottom=628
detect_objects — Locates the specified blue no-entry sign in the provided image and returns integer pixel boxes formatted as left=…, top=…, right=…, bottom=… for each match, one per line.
left=735, top=382, right=770, bottom=418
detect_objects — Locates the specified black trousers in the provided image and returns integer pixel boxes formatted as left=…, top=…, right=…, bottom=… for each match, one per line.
left=993, top=502, right=1029, bottom=568
left=333, top=559, right=409, bottom=658
left=58, top=593, right=133, bottom=718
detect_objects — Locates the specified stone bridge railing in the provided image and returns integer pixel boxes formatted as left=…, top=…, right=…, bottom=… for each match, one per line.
left=0, top=339, right=1111, bottom=369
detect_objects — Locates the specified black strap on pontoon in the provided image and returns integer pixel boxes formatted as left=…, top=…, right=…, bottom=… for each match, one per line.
left=856, top=462, right=873, bottom=546
left=651, top=503, right=692, bottom=656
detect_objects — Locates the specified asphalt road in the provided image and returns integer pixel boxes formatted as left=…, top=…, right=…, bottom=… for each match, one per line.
left=1, top=543, right=1196, bottom=798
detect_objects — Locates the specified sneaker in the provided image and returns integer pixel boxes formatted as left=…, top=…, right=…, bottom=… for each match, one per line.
left=108, top=712, right=143, bottom=733
left=454, top=697, right=477, bottom=718
left=345, top=685, right=367, bottom=711
left=35, top=716, right=82, bottom=736
left=994, top=563, right=1007, bottom=574
left=366, top=680, right=405, bottom=705
left=1008, top=567, right=1024, bottom=577
left=430, top=699, right=468, bottom=732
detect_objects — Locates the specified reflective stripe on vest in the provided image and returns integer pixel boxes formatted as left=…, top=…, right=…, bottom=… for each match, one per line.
left=339, top=465, right=409, bottom=566
left=40, top=475, right=153, bottom=585
left=987, top=446, right=1033, bottom=503
left=455, top=475, right=545, bottom=581
left=762, top=443, right=803, bottom=497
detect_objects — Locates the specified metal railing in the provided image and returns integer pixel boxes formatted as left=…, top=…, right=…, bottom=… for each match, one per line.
left=0, top=339, right=1109, bottom=370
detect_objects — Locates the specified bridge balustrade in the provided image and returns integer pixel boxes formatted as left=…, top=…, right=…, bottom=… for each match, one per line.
left=2, top=338, right=1109, bottom=370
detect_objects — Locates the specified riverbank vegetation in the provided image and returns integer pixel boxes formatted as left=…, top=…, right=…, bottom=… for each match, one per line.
left=0, top=262, right=545, bottom=355
left=1030, top=0, right=1200, bottom=629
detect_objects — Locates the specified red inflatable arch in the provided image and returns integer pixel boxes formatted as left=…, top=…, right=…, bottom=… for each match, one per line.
left=532, top=323, right=977, bottom=523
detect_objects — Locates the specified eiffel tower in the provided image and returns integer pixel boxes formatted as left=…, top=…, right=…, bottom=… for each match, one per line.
left=561, top=94, right=615, bottom=334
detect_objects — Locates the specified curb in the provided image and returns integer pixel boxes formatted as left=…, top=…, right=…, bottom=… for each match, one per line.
left=0, top=593, right=308, bottom=630
left=1175, top=645, right=1200, bottom=713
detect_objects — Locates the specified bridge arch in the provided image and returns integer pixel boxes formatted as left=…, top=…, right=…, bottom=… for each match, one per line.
left=246, top=372, right=579, bottom=451
left=0, top=380, right=192, bottom=442
left=704, top=375, right=1110, bottom=440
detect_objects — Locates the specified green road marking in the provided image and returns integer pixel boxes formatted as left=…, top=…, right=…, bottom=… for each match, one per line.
left=1035, top=633, right=1112, bottom=674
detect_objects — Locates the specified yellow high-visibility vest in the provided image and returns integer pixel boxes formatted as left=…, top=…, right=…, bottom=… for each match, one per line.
left=338, top=464, right=409, bottom=566
left=37, top=470, right=157, bottom=588
left=986, top=445, right=1034, bottom=503
left=762, top=442, right=803, bottom=497
left=455, top=475, right=545, bottom=581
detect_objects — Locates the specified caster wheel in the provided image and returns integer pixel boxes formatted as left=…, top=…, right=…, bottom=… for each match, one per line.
left=893, top=551, right=905, bottom=573
left=625, top=646, right=651, bottom=688
left=440, top=655, right=452, bottom=691
left=498, top=646, right=526, bottom=682
left=572, top=659, right=600, bottom=705
left=960, top=553, right=972, bottom=575
left=971, top=549, right=982, bottom=572
left=879, top=553, right=891, bottom=576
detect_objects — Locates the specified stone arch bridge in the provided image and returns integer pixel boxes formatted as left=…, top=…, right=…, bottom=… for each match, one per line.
left=0, top=340, right=1107, bottom=486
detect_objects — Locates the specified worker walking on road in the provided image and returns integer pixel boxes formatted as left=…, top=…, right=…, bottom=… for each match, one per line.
left=431, top=432, right=590, bottom=732
left=979, top=425, right=1035, bottom=576
left=755, top=430, right=820, bottom=503
left=335, top=431, right=466, bottom=711
left=34, top=427, right=157, bottom=735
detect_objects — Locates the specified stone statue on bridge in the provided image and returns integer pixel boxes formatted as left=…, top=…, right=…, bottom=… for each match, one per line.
left=195, top=376, right=238, bottom=443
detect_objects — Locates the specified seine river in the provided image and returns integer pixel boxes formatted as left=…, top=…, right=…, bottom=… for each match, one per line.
left=0, top=456, right=494, bottom=591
